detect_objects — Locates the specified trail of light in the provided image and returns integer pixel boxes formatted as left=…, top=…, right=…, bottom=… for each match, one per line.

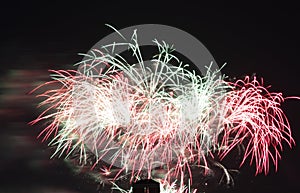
left=30, top=38, right=229, bottom=186
left=221, top=76, right=295, bottom=175
left=30, top=29, right=298, bottom=193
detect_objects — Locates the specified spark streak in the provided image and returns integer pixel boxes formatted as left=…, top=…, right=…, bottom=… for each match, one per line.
left=30, top=29, right=297, bottom=192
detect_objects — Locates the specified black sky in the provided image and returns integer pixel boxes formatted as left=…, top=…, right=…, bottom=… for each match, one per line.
left=0, top=1, right=300, bottom=193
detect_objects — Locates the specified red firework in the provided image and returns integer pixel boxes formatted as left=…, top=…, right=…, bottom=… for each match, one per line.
left=220, top=76, right=296, bottom=175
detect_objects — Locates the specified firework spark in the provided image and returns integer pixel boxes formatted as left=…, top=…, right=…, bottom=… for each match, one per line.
left=30, top=28, right=297, bottom=192
left=220, top=76, right=295, bottom=175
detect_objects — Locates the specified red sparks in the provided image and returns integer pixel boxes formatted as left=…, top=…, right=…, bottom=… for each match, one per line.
left=221, top=76, right=295, bottom=175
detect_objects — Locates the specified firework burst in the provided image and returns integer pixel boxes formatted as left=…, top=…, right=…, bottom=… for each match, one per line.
left=220, top=76, right=295, bottom=175
left=30, top=28, right=297, bottom=192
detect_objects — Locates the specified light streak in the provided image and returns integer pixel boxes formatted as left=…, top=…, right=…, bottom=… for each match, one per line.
left=30, top=29, right=297, bottom=192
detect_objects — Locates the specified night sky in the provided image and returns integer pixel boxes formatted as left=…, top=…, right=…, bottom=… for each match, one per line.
left=0, top=1, right=300, bottom=193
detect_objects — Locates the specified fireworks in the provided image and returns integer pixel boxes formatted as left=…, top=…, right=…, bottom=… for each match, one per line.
left=220, top=76, right=295, bottom=175
left=30, top=28, right=297, bottom=193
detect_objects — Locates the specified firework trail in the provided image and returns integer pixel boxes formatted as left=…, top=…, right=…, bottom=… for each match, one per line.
left=220, top=76, right=295, bottom=175
left=30, top=29, right=297, bottom=193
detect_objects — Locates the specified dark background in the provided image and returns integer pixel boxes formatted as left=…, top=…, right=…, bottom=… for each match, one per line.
left=0, top=1, right=299, bottom=193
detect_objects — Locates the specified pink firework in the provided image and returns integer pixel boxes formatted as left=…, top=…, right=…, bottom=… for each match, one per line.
left=220, top=76, right=296, bottom=175
left=30, top=32, right=298, bottom=193
left=30, top=44, right=229, bottom=187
